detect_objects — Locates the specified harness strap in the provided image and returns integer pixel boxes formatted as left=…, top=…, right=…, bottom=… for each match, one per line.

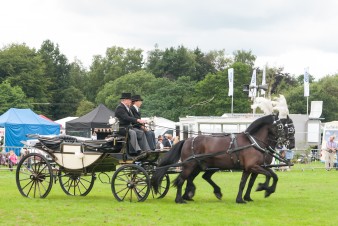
left=245, top=132, right=267, bottom=153
left=245, top=132, right=289, bottom=165
left=191, top=136, right=197, bottom=158
left=266, top=146, right=289, bottom=164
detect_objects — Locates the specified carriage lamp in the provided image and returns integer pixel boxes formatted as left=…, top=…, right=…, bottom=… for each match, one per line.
left=109, top=116, right=120, bottom=133
left=147, top=117, right=156, bottom=131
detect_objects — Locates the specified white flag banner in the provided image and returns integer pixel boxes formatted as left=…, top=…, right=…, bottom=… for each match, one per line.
left=261, top=67, right=266, bottom=95
left=249, top=69, right=257, bottom=97
left=304, top=67, right=310, bottom=97
left=228, top=68, right=234, bottom=96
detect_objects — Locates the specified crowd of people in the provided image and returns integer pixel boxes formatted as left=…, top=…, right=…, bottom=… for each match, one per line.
left=0, top=150, right=18, bottom=171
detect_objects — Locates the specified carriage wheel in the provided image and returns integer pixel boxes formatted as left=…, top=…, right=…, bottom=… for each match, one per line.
left=150, top=173, right=170, bottom=199
left=16, top=153, right=53, bottom=198
left=58, top=171, right=96, bottom=196
left=111, top=164, right=150, bottom=202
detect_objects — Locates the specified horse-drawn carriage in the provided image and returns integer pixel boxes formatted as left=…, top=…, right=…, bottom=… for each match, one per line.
left=16, top=96, right=296, bottom=203
left=15, top=118, right=173, bottom=202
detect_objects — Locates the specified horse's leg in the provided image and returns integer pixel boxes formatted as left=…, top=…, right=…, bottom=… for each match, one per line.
left=256, top=174, right=271, bottom=192
left=182, top=168, right=201, bottom=201
left=202, top=170, right=222, bottom=200
left=173, top=164, right=198, bottom=204
left=248, top=165, right=274, bottom=198
left=173, top=173, right=186, bottom=204
left=264, top=168, right=278, bottom=197
left=236, top=171, right=250, bottom=204
left=243, top=172, right=258, bottom=202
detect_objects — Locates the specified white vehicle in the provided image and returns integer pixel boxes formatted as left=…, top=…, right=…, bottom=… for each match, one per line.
left=320, top=121, right=338, bottom=162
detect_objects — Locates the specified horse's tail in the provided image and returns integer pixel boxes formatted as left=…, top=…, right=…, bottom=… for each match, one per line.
left=151, top=140, right=185, bottom=194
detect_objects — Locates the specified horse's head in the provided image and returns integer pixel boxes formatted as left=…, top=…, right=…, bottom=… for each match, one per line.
left=271, top=114, right=295, bottom=149
left=280, top=115, right=295, bottom=149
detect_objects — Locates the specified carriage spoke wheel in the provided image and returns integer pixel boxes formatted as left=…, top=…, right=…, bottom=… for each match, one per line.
left=150, top=173, right=170, bottom=199
left=16, top=153, right=53, bottom=198
left=111, top=164, right=150, bottom=202
left=58, top=171, right=95, bottom=196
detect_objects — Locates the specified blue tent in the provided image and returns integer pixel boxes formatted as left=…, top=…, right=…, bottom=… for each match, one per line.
left=0, top=108, right=60, bottom=155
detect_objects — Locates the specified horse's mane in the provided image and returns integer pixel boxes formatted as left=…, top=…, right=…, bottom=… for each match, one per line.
left=245, top=115, right=275, bottom=135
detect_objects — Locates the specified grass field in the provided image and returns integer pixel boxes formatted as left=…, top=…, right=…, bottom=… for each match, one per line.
left=0, top=162, right=336, bottom=226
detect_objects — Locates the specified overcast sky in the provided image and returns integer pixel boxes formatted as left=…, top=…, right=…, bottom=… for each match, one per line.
left=1, top=0, right=338, bottom=79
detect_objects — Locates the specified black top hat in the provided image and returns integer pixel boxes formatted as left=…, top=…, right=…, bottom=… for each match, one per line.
left=132, top=95, right=143, bottom=102
left=120, top=93, right=132, bottom=99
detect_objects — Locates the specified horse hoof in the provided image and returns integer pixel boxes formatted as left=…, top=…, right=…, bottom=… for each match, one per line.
left=236, top=200, right=247, bottom=204
left=256, top=183, right=265, bottom=191
left=182, top=196, right=194, bottom=201
left=214, top=192, right=223, bottom=200
left=244, top=197, right=254, bottom=202
left=264, top=191, right=272, bottom=198
left=175, top=199, right=187, bottom=204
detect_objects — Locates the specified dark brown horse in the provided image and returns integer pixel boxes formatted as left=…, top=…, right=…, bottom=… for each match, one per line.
left=151, top=114, right=295, bottom=203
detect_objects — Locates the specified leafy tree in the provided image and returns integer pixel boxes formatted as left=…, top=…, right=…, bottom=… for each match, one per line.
left=0, top=81, right=32, bottom=113
left=233, top=50, right=256, bottom=67
left=85, top=55, right=105, bottom=102
left=144, top=76, right=196, bottom=121
left=193, top=48, right=232, bottom=81
left=207, top=49, right=233, bottom=72
left=38, top=40, right=71, bottom=119
left=103, top=46, right=143, bottom=82
left=192, top=62, right=253, bottom=116
left=285, top=74, right=338, bottom=122
left=96, top=70, right=158, bottom=110
left=69, top=59, right=88, bottom=92
left=295, top=73, right=316, bottom=84
left=86, top=46, right=143, bottom=102
left=76, top=100, right=96, bottom=117
left=146, top=45, right=196, bottom=80
left=57, top=86, right=85, bottom=118
left=256, top=66, right=297, bottom=97
left=0, top=43, right=51, bottom=114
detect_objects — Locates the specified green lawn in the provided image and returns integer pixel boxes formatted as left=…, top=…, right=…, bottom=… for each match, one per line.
left=0, top=162, right=336, bottom=226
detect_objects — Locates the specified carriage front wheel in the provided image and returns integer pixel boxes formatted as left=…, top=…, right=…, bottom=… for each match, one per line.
left=16, top=153, right=53, bottom=198
left=58, top=170, right=96, bottom=196
left=111, top=164, right=150, bottom=202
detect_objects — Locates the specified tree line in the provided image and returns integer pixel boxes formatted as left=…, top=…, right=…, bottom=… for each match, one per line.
left=0, top=40, right=337, bottom=122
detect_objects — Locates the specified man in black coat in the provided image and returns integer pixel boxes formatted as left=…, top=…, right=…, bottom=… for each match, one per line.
left=130, top=95, right=156, bottom=150
left=162, top=133, right=173, bottom=148
left=115, top=93, right=150, bottom=155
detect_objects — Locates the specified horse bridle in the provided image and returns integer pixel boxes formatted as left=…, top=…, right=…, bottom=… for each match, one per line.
left=281, top=119, right=295, bottom=148
left=271, top=115, right=295, bottom=148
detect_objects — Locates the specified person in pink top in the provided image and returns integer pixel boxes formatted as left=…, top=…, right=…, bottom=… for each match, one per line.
left=8, top=150, right=17, bottom=171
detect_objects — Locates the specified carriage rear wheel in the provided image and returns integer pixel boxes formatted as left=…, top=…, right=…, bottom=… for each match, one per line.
left=16, top=153, right=53, bottom=198
left=111, top=164, right=150, bottom=202
left=58, top=171, right=96, bottom=196
left=150, top=173, right=170, bottom=199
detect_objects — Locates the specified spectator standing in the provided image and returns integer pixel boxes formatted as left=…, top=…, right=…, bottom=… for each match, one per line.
left=162, top=134, right=173, bottom=149
left=285, top=148, right=294, bottom=170
left=173, top=136, right=180, bottom=145
left=325, top=136, right=337, bottom=171
left=8, top=150, right=17, bottom=171
left=156, top=135, right=164, bottom=150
